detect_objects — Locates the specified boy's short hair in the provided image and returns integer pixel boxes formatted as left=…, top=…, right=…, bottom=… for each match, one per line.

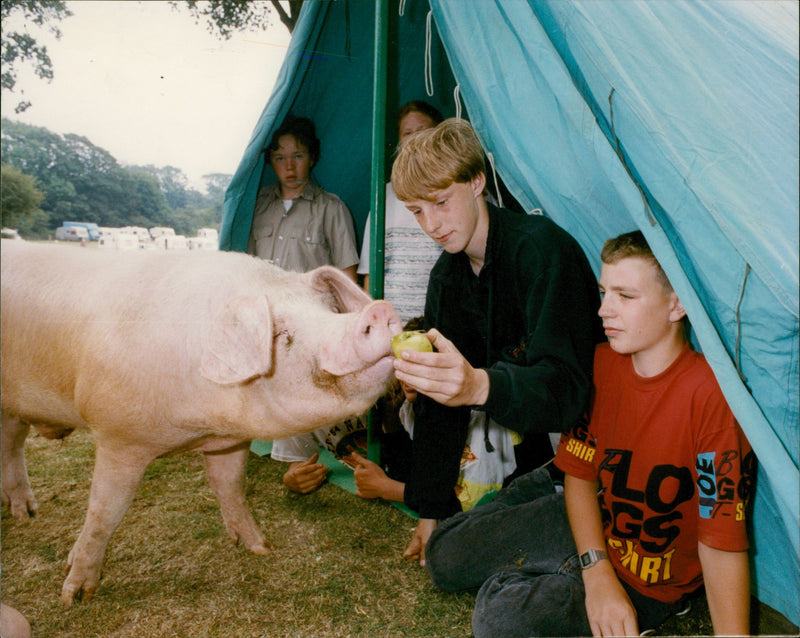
left=267, top=115, right=321, bottom=164
left=601, top=230, right=673, bottom=292
left=391, top=118, right=485, bottom=202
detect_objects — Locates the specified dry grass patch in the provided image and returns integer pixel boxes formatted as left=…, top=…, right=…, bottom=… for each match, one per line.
left=3, top=430, right=797, bottom=637
left=1, top=430, right=474, bottom=637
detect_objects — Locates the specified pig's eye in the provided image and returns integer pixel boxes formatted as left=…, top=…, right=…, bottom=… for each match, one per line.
left=274, top=328, right=293, bottom=348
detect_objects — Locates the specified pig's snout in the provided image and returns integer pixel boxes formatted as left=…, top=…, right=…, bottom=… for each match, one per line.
left=355, top=300, right=402, bottom=363
left=318, top=300, right=402, bottom=377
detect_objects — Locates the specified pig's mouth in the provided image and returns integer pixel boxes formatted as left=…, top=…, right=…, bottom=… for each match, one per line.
left=311, top=353, right=396, bottom=395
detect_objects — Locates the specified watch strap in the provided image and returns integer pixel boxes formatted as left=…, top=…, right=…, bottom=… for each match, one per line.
left=579, top=548, right=608, bottom=569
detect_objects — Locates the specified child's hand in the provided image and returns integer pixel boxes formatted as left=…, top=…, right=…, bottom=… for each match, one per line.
left=582, top=562, right=639, bottom=636
left=402, top=518, right=437, bottom=567
left=282, top=453, right=328, bottom=493
left=349, top=452, right=388, bottom=499
left=348, top=452, right=405, bottom=502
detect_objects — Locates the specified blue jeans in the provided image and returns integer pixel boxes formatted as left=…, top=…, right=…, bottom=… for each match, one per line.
left=425, top=468, right=687, bottom=637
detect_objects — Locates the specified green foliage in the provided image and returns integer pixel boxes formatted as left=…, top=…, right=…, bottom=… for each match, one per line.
left=202, top=172, right=232, bottom=201
left=170, top=0, right=304, bottom=36
left=132, top=164, right=191, bottom=210
left=1, top=118, right=229, bottom=239
left=0, top=162, right=48, bottom=235
left=1, top=0, right=73, bottom=113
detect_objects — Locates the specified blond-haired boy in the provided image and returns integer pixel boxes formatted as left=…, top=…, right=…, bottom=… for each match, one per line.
left=391, top=118, right=601, bottom=564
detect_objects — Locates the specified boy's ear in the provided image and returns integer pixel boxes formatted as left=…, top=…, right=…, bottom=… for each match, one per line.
left=471, top=172, right=486, bottom=198
left=669, top=294, right=687, bottom=323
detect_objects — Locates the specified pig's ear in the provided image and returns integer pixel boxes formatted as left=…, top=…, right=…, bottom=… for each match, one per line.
left=200, top=295, right=273, bottom=385
left=302, top=266, right=372, bottom=313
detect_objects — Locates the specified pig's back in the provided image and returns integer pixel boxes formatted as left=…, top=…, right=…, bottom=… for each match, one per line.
left=0, top=241, right=277, bottom=426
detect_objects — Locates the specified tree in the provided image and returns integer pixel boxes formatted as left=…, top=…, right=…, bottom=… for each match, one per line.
left=202, top=173, right=232, bottom=201
left=170, top=0, right=304, bottom=36
left=1, top=118, right=229, bottom=237
left=1, top=0, right=72, bottom=113
left=0, top=162, right=49, bottom=236
left=1, top=119, right=165, bottom=229
left=118, top=169, right=172, bottom=227
left=132, top=164, right=191, bottom=209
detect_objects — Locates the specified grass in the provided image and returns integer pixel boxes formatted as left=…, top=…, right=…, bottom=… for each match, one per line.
left=2, top=430, right=474, bottom=637
left=2, top=430, right=797, bottom=637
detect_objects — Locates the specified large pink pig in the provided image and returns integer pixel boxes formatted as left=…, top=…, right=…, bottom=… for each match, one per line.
left=0, top=240, right=401, bottom=604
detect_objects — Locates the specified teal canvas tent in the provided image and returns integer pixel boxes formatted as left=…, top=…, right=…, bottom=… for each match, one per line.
left=220, top=0, right=799, bottom=623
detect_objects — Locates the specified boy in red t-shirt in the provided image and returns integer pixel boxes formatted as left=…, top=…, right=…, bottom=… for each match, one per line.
left=424, top=231, right=754, bottom=637
left=557, top=230, right=753, bottom=636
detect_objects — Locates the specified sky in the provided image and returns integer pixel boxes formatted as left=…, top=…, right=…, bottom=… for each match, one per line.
left=1, top=1, right=292, bottom=189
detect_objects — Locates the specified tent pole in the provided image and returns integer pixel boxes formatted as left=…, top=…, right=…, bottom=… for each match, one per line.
left=367, top=0, right=389, bottom=464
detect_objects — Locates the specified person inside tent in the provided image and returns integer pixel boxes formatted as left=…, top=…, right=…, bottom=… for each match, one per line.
left=353, top=100, right=445, bottom=494
left=358, top=100, right=445, bottom=322
left=248, top=114, right=360, bottom=491
left=247, top=114, right=359, bottom=282
left=390, top=118, right=602, bottom=565
left=424, top=230, right=755, bottom=638
left=274, top=367, right=526, bottom=512
left=269, top=412, right=368, bottom=494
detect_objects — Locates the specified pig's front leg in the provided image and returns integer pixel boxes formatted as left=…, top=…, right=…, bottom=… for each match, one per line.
left=1, top=413, right=37, bottom=519
left=203, top=443, right=270, bottom=555
left=61, top=440, right=152, bottom=604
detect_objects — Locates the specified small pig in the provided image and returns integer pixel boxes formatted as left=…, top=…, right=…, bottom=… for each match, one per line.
left=0, top=240, right=401, bottom=604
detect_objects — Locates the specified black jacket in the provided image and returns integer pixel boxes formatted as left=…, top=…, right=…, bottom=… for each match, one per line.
left=404, top=205, right=603, bottom=519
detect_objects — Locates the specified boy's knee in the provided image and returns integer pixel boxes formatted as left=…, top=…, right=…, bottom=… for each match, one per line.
left=473, top=570, right=535, bottom=638
left=424, top=512, right=483, bottom=591
left=424, top=524, right=462, bottom=591
left=473, top=569, right=590, bottom=638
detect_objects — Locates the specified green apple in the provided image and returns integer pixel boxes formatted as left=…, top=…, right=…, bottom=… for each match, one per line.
left=391, top=330, right=433, bottom=358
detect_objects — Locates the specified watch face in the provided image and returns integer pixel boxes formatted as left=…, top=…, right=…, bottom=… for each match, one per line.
left=579, top=549, right=606, bottom=569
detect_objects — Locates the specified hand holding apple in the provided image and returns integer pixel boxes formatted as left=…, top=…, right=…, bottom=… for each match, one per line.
left=391, top=330, right=433, bottom=358
left=392, top=328, right=490, bottom=408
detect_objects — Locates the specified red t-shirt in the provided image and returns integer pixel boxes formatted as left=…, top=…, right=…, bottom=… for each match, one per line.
left=555, top=343, right=755, bottom=603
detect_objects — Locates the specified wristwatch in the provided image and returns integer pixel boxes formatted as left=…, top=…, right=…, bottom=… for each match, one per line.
left=579, top=548, right=608, bottom=569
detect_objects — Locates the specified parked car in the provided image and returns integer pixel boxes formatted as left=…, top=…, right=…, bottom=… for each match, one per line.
left=62, top=221, right=100, bottom=241
left=55, top=226, right=89, bottom=242
left=1, top=228, right=23, bottom=240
